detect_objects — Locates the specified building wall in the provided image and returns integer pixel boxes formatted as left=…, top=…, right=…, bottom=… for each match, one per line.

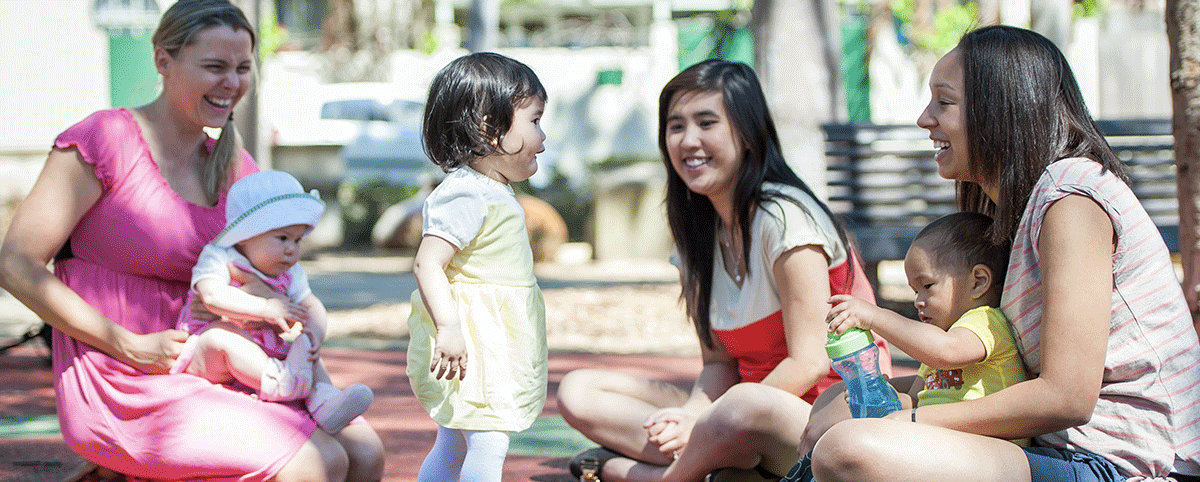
left=1, top=2, right=109, bottom=154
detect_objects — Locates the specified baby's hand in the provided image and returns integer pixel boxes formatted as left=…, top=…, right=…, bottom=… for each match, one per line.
left=431, top=329, right=468, bottom=381
left=826, top=295, right=880, bottom=334
left=260, top=299, right=308, bottom=333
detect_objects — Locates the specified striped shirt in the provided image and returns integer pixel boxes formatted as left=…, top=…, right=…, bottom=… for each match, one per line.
left=1001, top=158, right=1200, bottom=477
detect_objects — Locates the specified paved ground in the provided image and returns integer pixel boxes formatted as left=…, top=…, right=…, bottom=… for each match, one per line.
left=0, top=341, right=706, bottom=481
left=0, top=254, right=917, bottom=481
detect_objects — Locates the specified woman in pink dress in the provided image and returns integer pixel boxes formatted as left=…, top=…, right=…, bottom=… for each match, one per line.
left=0, top=1, right=383, bottom=479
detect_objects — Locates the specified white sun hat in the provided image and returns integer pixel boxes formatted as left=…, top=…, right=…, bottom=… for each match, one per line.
left=211, top=170, right=326, bottom=248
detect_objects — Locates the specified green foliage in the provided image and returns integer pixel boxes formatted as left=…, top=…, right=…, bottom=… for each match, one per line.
left=890, top=0, right=978, bottom=54
left=891, top=0, right=916, bottom=25
left=1073, top=0, right=1104, bottom=18
left=257, top=7, right=288, bottom=61
left=513, top=168, right=593, bottom=243
left=590, top=155, right=660, bottom=172
left=337, top=178, right=423, bottom=247
left=419, top=30, right=439, bottom=55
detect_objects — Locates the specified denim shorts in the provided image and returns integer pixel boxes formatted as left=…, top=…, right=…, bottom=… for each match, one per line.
left=1024, top=446, right=1124, bottom=482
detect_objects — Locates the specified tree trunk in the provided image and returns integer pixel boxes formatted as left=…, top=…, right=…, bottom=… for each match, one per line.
left=1166, top=0, right=1200, bottom=336
left=751, top=0, right=843, bottom=201
left=467, top=0, right=499, bottom=52
left=232, top=0, right=262, bottom=167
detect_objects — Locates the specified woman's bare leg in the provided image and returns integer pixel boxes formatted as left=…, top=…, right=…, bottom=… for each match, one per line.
left=811, top=418, right=1031, bottom=481
left=800, top=375, right=920, bottom=454
left=272, top=429, right=349, bottom=482
left=562, top=377, right=810, bottom=482
left=641, top=383, right=809, bottom=482
left=557, top=369, right=691, bottom=466
left=335, top=423, right=385, bottom=481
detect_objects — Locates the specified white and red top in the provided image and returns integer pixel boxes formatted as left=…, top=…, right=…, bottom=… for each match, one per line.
left=708, top=183, right=882, bottom=404
left=1002, top=157, right=1200, bottom=478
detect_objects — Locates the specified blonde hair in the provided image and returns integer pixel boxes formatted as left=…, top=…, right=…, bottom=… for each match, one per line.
left=152, top=0, right=256, bottom=204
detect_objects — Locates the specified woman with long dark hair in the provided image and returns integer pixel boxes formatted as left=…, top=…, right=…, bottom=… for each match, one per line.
left=557, top=59, right=880, bottom=480
left=802, top=25, right=1200, bottom=481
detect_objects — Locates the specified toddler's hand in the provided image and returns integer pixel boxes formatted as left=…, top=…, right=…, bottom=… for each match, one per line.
left=826, top=295, right=879, bottom=334
left=431, top=329, right=468, bottom=381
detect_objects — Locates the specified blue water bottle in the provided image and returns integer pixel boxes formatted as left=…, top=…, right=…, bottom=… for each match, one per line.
left=825, top=328, right=901, bottom=418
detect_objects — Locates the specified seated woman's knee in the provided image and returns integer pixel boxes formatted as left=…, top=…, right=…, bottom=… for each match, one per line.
left=810, top=419, right=887, bottom=480
left=280, top=432, right=349, bottom=481
left=705, top=383, right=778, bottom=430
left=554, top=371, right=604, bottom=407
left=557, top=369, right=606, bottom=425
left=340, top=425, right=385, bottom=481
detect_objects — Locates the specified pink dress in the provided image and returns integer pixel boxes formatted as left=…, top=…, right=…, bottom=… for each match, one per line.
left=51, top=109, right=316, bottom=480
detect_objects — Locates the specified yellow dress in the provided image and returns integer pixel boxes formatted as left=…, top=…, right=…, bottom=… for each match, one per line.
left=406, top=167, right=548, bottom=432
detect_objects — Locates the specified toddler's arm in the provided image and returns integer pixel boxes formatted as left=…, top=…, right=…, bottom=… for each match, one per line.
left=412, top=234, right=468, bottom=380
left=194, top=277, right=307, bottom=333
left=826, top=295, right=985, bottom=370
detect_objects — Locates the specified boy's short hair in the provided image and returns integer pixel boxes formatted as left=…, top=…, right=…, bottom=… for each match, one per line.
left=912, top=212, right=1010, bottom=284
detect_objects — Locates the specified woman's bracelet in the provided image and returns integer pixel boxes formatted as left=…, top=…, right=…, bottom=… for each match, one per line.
left=911, top=407, right=917, bottom=423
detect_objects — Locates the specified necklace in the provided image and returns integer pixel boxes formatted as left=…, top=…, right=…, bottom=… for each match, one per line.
left=720, top=224, right=745, bottom=283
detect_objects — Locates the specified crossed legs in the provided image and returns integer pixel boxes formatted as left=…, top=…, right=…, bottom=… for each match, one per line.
left=558, top=369, right=810, bottom=481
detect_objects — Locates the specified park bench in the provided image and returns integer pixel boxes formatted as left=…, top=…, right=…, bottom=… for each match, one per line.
left=823, top=119, right=1178, bottom=288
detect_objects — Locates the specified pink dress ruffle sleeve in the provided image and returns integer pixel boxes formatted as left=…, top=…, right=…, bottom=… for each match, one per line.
left=50, top=109, right=317, bottom=480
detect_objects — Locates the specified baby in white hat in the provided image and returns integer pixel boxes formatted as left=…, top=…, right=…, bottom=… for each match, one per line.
left=172, top=170, right=372, bottom=434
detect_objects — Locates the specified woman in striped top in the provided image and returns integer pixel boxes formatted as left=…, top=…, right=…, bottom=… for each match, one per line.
left=804, top=25, right=1200, bottom=481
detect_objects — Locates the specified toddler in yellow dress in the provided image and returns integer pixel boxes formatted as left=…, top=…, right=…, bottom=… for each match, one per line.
left=405, top=52, right=549, bottom=481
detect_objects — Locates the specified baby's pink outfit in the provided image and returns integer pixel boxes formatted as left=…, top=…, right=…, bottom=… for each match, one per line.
left=50, top=109, right=317, bottom=480
left=172, top=260, right=295, bottom=373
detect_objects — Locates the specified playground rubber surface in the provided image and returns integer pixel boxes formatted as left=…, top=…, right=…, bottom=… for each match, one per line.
left=0, top=341, right=705, bottom=481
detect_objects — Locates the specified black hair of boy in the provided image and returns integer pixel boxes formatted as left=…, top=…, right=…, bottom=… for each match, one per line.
left=422, top=52, right=548, bottom=172
left=912, top=212, right=1011, bottom=292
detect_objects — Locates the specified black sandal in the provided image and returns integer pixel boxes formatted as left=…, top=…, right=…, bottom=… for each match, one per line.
left=568, top=447, right=623, bottom=481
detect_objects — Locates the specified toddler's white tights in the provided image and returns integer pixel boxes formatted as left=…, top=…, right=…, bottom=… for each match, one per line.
left=417, top=425, right=509, bottom=481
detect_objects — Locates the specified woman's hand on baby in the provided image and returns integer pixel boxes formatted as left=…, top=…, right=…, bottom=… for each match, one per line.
left=643, top=407, right=694, bottom=459
left=228, top=263, right=281, bottom=299
left=118, top=329, right=189, bottom=374
left=826, top=295, right=880, bottom=334
left=431, top=329, right=468, bottom=380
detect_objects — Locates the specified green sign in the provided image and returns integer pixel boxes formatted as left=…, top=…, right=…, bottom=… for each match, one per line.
left=108, top=33, right=159, bottom=108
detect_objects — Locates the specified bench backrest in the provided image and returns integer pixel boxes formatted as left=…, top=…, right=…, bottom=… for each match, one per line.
left=823, top=119, right=1178, bottom=262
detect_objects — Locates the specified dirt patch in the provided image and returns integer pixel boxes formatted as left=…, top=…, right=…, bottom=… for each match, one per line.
left=326, top=282, right=700, bottom=356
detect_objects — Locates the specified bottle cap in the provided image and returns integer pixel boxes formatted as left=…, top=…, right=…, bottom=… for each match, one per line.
left=825, top=328, right=875, bottom=359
